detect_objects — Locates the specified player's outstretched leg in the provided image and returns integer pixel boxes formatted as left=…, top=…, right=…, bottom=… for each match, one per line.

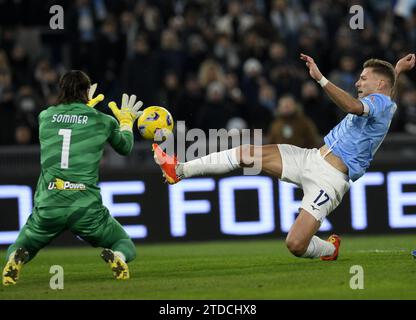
left=286, top=210, right=340, bottom=260
left=152, top=143, right=283, bottom=183
left=2, top=248, right=29, bottom=286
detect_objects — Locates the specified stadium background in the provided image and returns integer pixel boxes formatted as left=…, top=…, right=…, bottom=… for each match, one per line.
left=0, top=0, right=416, bottom=246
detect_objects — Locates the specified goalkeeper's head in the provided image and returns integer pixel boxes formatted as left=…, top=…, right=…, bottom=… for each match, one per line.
left=57, top=70, right=91, bottom=105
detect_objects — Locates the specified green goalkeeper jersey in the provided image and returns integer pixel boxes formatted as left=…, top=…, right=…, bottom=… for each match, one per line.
left=34, top=102, right=133, bottom=208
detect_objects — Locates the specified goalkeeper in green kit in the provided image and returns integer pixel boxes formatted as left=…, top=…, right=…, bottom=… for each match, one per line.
left=2, top=70, right=143, bottom=285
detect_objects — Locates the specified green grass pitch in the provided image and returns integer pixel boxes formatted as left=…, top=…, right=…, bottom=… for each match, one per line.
left=0, top=234, right=415, bottom=299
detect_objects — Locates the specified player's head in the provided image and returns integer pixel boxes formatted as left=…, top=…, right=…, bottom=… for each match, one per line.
left=57, top=70, right=91, bottom=104
left=355, top=59, right=396, bottom=98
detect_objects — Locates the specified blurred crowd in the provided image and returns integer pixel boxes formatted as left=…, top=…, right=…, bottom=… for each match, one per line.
left=1, top=0, right=416, bottom=146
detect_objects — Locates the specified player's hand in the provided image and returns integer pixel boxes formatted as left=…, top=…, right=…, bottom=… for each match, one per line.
left=395, top=53, right=416, bottom=75
left=87, top=83, right=105, bottom=107
left=108, top=94, right=144, bottom=131
left=300, top=53, right=324, bottom=82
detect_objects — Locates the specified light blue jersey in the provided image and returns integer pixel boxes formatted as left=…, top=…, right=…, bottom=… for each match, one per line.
left=324, top=93, right=397, bottom=182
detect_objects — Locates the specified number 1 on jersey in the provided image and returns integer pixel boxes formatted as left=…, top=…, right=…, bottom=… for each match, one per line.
left=58, top=129, right=72, bottom=169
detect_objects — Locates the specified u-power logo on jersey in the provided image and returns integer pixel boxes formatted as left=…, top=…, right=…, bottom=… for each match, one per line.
left=48, top=178, right=86, bottom=191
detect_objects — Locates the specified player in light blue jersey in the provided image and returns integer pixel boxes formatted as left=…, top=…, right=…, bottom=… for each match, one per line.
left=153, top=53, right=415, bottom=261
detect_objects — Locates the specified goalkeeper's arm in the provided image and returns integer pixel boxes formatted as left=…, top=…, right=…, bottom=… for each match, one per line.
left=107, top=118, right=134, bottom=155
left=107, top=94, right=143, bottom=155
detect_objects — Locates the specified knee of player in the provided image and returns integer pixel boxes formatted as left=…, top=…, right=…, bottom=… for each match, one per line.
left=285, top=237, right=307, bottom=257
left=238, top=144, right=255, bottom=167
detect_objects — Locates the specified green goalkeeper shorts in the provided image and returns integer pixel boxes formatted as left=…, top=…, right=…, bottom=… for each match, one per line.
left=12, top=205, right=131, bottom=259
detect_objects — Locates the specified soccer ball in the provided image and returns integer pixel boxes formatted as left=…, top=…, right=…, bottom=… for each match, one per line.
left=137, top=106, right=174, bottom=140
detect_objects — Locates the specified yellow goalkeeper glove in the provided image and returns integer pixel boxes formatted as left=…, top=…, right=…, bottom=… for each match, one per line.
left=108, top=93, right=144, bottom=131
left=87, top=83, right=105, bottom=107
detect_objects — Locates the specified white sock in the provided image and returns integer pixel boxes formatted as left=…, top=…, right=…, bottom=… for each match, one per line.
left=8, top=250, right=16, bottom=262
left=178, top=148, right=240, bottom=178
left=301, top=236, right=335, bottom=258
left=114, top=251, right=126, bottom=262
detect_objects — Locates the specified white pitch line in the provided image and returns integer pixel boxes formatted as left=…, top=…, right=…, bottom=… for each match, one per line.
left=355, top=249, right=408, bottom=253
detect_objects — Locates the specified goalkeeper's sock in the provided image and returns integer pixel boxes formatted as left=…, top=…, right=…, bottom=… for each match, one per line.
left=114, top=251, right=126, bottom=263
left=111, top=239, right=136, bottom=263
left=301, top=236, right=335, bottom=258
left=177, top=148, right=240, bottom=178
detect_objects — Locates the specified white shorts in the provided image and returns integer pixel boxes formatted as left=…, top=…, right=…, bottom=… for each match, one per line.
left=277, top=144, right=350, bottom=223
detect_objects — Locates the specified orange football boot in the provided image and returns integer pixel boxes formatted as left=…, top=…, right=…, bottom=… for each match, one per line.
left=320, top=234, right=341, bottom=261
left=152, top=143, right=181, bottom=184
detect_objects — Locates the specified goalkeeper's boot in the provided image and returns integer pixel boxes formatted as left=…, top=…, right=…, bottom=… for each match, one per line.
left=152, top=143, right=181, bottom=184
left=101, top=249, right=130, bottom=280
left=321, top=234, right=341, bottom=261
left=2, top=248, right=29, bottom=286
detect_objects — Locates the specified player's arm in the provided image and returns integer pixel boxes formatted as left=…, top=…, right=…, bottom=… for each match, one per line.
left=392, top=53, right=416, bottom=100
left=107, top=94, right=144, bottom=155
left=300, top=53, right=364, bottom=115
left=107, top=119, right=134, bottom=155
